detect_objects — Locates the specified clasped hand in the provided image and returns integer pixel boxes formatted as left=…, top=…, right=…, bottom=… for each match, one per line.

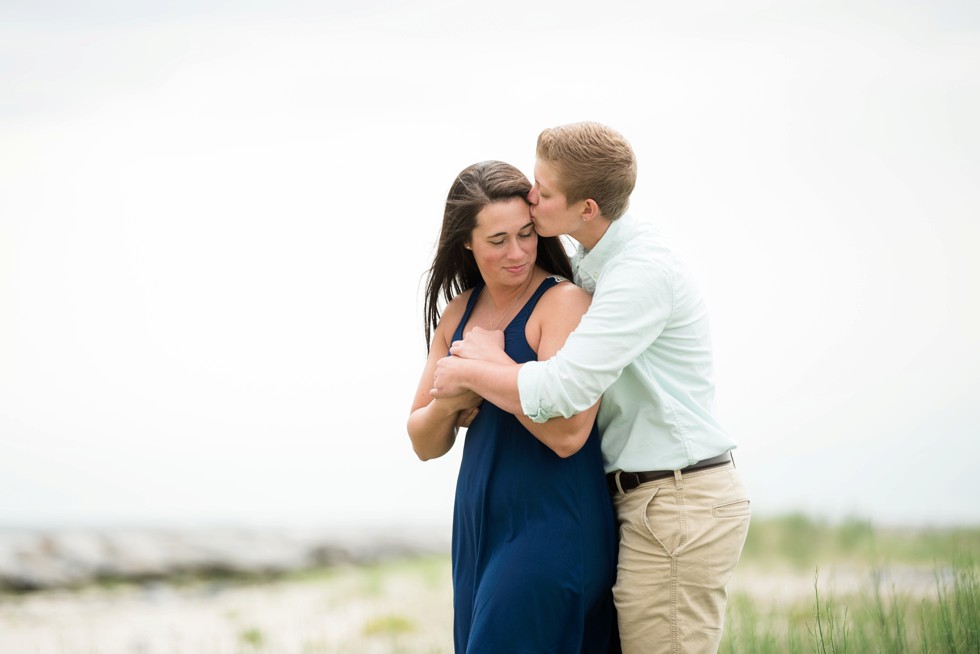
left=450, top=326, right=508, bottom=362
left=432, top=327, right=507, bottom=399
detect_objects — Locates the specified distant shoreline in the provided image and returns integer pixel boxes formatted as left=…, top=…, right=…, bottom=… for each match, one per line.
left=0, top=525, right=451, bottom=593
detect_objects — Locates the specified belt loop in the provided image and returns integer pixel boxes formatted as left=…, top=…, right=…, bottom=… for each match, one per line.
left=673, top=468, right=684, bottom=489
left=615, top=471, right=625, bottom=495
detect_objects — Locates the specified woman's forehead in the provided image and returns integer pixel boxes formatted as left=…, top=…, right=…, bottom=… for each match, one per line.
left=474, top=199, right=532, bottom=232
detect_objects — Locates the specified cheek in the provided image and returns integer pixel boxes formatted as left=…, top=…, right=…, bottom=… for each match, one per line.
left=475, top=249, right=501, bottom=268
left=470, top=250, right=489, bottom=270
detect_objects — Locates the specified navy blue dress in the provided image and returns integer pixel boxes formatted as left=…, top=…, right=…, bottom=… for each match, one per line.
left=451, top=276, right=620, bottom=654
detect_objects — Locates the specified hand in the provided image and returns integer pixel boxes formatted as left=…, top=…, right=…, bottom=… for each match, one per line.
left=455, top=406, right=480, bottom=429
left=431, top=354, right=471, bottom=398
left=432, top=374, right=482, bottom=420
left=449, top=327, right=508, bottom=363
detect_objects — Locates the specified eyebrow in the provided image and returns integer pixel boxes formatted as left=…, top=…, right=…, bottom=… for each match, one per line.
left=486, top=222, right=534, bottom=239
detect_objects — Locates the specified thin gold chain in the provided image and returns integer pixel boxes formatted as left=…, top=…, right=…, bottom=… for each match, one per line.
left=488, top=273, right=536, bottom=331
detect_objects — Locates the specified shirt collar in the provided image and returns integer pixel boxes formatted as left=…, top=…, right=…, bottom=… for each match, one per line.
left=572, top=213, right=637, bottom=293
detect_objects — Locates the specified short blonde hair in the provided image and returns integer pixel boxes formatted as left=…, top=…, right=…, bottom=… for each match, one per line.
left=536, top=121, right=637, bottom=220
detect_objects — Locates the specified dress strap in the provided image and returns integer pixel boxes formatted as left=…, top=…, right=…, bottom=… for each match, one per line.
left=454, top=277, right=564, bottom=340
left=452, top=283, right=485, bottom=341
left=505, top=275, right=564, bottom=333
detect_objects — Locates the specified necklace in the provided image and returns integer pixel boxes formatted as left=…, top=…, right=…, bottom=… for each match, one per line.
left=488, top=273, right=536, bottom=331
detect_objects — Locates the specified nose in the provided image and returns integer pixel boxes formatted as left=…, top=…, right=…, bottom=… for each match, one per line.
left=527, top=186, right=538, bottom=205
left=506, top=238, right=524, bottom=259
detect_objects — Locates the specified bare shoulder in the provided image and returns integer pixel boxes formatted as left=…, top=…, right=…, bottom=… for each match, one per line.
left=433, top=288, right=475, bottom=348
left=442, top=288, right=475, bottom=322
left=527, top=278, right=590, bottom=354
left=537, top=278, right=591, bottom=314
left=528, top=278, right=591, bottom=337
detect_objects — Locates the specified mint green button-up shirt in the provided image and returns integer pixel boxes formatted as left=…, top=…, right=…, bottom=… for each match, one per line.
left=518, top=213, right=737, bottom=473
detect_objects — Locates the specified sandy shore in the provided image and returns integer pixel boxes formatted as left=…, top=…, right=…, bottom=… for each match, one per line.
left=0, top=558, right=947, bottom=654
left=0, top=558, right=455, bottom=654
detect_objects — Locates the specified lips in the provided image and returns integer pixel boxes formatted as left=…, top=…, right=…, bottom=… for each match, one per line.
left=505, top=263, right=528, bottom=275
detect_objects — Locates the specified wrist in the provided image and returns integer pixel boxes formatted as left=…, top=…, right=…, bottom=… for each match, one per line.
left=458, top=358, right=487, bottom=396
left=432, top=397, right=459, bottom=417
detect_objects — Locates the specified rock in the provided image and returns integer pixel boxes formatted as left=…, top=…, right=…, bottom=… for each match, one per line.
left=0, top=526, right=450, bottom=592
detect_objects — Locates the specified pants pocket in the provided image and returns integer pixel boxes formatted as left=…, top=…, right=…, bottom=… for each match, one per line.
left=712, top=497, right=751, bottom=518
left=642, top=486, right=685, bottom=556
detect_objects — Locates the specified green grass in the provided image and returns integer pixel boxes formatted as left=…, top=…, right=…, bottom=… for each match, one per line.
left=238, top=626, right=266, bottom=648
left=363, top=614, right=416, bottom=636
left=723, top=558, right=979, bottom=653
left=740, top=513, right=980, bottom=569
left=721, top=515, right=980, bottom=653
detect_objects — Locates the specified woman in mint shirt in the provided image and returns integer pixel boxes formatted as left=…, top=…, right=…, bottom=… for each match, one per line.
left=432, top=123, right=751, bottom=654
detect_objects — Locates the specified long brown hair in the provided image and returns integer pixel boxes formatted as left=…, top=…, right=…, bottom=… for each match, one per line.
left=423, top=160, right=573, bottom=350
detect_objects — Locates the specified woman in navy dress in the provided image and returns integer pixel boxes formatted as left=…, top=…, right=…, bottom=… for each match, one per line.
left=408, top=161, right=620, bottom=653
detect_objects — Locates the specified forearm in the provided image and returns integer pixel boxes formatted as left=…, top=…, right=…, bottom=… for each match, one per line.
left=457, top=359, right=524, bottom=416
left=407, top=399, right=461, bottom=461
left=520, top=263, right=673, bottom=422
left=448, top=356, right=593, bottom=457
left=514, top=408, right=597, bottom=458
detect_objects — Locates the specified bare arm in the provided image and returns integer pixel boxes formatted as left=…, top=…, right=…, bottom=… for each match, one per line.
left=407, top=298, right=483, bottom=461
left=435, top=283, right=599, bottom=458
left=432, top=330, right=523, bottom=414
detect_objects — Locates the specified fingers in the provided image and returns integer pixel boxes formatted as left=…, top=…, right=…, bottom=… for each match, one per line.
left=430, top=385, right=458, bottom=399
left=456, top=407, right=479, bottom=428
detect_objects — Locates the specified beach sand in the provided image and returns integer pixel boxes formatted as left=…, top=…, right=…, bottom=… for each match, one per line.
left=0, top=557, right=946, bottom=653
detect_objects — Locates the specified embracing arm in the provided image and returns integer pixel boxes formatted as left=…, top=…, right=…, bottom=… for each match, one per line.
left=519, top=256, right=674, bottom=421
left=514, top=284, right=599, bottom=457
left=435, top=255, right=674, bottom=432
left=436, top=283, right=599, bottom=458
left=433, top=354, right=523, bottom=415
left=407, top=300, right=483, bottom=461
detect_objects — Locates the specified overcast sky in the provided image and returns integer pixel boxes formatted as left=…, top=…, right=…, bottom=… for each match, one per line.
left=2, top=0, right=978, bottom=531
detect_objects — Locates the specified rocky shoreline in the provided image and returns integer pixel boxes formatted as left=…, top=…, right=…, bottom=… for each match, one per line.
left=0, top=526, right=451, bottom=592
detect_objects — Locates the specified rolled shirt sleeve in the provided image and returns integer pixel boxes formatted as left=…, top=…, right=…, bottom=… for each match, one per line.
left=521, top=213, right=736, bottom=472
left=519, top=242, right=674, bottom=422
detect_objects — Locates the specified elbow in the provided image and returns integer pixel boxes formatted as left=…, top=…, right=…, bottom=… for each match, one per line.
left=553, top=444, right=581, bottom=459
left=547, top=412, right=597, bottom=458
left=407, top=424, right=453, bottom=461
left=551, top=431, right=589, bottom=459
left=407, top=415, right=437, bottom=461
left=412, top=442, right=429, bottom=461
left=413, top=445, right=442, bottom=462
left=409, top=435, right=441, bottom=462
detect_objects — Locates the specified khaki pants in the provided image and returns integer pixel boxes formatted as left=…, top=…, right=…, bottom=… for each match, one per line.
left=611, top=463, right=750, bottom=654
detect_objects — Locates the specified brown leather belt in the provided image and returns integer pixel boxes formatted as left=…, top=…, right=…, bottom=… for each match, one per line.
left=606, top=452, right=733, bottom=494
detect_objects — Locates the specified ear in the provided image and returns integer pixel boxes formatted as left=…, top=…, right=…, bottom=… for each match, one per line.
left=464, top=241, right=472, bottom=250
left=581, top=199, right=600, bottom=222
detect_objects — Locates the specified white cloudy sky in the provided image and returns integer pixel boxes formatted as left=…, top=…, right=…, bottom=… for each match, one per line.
left=1, top=0, right=978, bottom=530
